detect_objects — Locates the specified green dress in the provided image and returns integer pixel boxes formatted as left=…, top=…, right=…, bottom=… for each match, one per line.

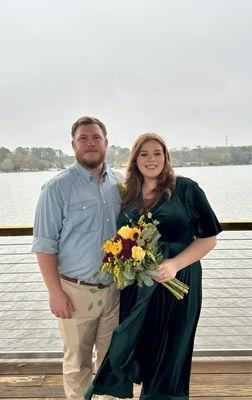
left=85, top=177, right=222, bottom=400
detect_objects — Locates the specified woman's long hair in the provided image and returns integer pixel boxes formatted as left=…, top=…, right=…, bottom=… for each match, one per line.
left=122, top=132, right=176, bottom=213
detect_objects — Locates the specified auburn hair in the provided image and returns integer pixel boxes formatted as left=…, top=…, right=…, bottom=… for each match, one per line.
left=122, top=132, right=176, bottom=213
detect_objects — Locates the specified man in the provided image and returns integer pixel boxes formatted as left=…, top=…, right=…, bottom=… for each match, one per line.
left=32, top=116, right=121, bottom=400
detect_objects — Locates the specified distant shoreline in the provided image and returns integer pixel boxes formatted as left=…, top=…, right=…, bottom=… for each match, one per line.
left=1, top=144, right=251, bottom=172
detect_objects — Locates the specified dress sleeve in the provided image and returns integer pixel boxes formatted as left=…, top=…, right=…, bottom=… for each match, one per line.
left=185, top=180, right=222, bottom=238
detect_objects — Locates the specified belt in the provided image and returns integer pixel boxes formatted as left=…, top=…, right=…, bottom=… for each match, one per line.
left=60, top=274, right=111, bottom=289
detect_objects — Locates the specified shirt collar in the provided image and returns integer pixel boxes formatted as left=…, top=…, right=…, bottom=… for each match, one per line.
left=74, top=161, right=108, bottom=183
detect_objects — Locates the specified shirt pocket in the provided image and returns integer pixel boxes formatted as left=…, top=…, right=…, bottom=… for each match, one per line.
left=69, top=199, right=99, bottom=234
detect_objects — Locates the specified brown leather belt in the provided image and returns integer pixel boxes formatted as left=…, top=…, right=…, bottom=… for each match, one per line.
left=60, top=274, right=110, bottom=289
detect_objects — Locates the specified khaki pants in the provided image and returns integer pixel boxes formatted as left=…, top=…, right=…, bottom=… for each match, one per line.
left=58, top=278, right=119, bottom=400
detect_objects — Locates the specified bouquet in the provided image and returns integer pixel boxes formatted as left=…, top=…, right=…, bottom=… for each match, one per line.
left=97, top=212, right=189, bottom=300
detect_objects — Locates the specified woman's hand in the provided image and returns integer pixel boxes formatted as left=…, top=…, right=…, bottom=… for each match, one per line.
left=152, top=236, right=217, bottom=283
left=152, top=258, right=178, bottom=283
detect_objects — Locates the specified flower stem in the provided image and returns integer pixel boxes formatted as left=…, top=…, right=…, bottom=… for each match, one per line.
left=162, top=282, right=184, bottom=300
left=172, top=277, right=189, bottom=290
left=169, top=279, right=189, bottom=294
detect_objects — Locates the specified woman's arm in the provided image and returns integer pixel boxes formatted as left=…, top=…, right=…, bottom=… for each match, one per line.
left=153, top=236, right=217, bottom=282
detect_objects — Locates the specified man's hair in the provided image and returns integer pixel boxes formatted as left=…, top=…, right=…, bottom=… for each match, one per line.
left=71, top=116, right=107, bottom=138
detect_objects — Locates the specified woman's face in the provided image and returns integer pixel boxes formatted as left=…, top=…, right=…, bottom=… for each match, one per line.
left=136, top=140, right=165, bottom=180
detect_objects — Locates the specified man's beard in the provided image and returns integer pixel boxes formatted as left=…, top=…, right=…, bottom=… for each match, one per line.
left=76, top=151, right=106, bottom=170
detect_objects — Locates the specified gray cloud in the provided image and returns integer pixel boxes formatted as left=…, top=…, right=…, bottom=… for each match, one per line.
left=0, top=0, right=251, bottom=153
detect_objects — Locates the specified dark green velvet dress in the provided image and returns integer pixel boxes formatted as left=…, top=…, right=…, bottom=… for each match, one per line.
left=85, top=177, right=222, bottom=400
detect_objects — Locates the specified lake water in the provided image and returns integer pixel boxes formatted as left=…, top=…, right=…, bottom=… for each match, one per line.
left=0, top=165, right=252, bottom=225
left=0, top=165, right=251, bottom=354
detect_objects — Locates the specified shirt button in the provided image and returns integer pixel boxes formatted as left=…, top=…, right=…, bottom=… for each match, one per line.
left=103, top=200, right=106, bottom=203
left=106, top=218, right=110, bottom=222
left=83, top=206, right=86, bottom=210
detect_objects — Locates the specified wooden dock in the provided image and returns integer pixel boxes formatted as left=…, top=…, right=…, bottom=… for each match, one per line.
left=0, top=360, right=251, bottom=399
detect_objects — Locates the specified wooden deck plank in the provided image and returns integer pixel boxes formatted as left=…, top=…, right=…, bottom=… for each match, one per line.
left=0, top=396, right=252, bottom=400
left=0, top=387, right=65, bottom=398
left=191, top=373, right=252, bottom=385
left=1, top=360, right=251, bottom=375
left=0, top=375, right=45, bottom=387
left=0, top=362, right=62, bottom=375
left=0, top=360, right=251, bottom=399
left=191, top=360, right=252, bottom=374
left=43, top=374, right=252, bottom=397
left=43, top=375, right=63, bottom=387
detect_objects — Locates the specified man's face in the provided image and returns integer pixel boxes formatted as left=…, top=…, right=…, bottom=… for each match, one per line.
left=72, top=124, right=108, bottom=169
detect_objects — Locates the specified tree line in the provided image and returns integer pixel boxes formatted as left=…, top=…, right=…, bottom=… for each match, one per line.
left=0, top=144, right=251, bottom=172
left=0, top=147, right=74, bottom=172
left=170, top=145, right=252, bottom=167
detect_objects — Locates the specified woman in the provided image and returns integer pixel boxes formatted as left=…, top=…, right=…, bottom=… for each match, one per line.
left=85, top=133, right=222, bottom=400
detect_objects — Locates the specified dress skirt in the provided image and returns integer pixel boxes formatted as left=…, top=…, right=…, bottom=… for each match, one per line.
left=85, top=247, right=202, bottom=400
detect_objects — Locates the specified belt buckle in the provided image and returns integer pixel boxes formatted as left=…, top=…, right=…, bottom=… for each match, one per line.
left=97, top=283, right=106, bottom=289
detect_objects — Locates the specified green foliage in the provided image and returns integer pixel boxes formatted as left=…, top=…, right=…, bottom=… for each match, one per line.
left=89, top=288, right=98, bottom=294
left=0, top=146, right=74, bottom=172
left=106, top=146, right=130, bottom=168
left=0, top=147, right=11, bottom=163
left=123, top=270, right=135, bottom=280
left=0, top=156, right=15, bottom=172
left=170, top=145, right=252, bottom=167
left=0, top=144, right=251, bottom=172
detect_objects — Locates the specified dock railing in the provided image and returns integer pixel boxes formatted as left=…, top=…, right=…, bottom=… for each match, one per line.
left=0, top=222, right=251, bottom=359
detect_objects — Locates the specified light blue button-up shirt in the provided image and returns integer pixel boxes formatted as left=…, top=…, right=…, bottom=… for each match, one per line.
left=32, top=162, right=122, bottom=282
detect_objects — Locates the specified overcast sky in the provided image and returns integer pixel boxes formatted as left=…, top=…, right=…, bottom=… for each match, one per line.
left=0, top=0, right=251, bottom=154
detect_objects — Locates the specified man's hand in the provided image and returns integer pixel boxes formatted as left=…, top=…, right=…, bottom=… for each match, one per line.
left=36, top=253, right=74, bottom=319
left=49, top=289, right=74, bottom=319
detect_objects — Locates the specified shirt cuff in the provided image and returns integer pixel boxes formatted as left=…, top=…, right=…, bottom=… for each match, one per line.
left=31, top=237, right=59, bottom=254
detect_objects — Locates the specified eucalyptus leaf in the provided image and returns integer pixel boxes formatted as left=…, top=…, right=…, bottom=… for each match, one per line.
left=123, top=271, right=135, bottom=280
left=142, top=228, right=154, bottom=240
left=139, top=271, right=147, bottom=279
left=149, top=253, right=156, bottom=263
left=149, top=234, right=160, bottom=246
left=146, top=270, right=160, bottom=276
left=142, top=274, right=154, bottom=286
left=97, top=300, right=103, bottom=307
left=89, top=288, right=98, bottom=294
left=137, top=239, right=145, bottom=246
left=156, top=254, right=163, bottom=263
left=137, top=277, right=144, bottom=287
left=88, top=302, right=94, bottom=311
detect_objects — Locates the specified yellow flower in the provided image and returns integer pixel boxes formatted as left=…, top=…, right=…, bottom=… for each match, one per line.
left=128, top=227, right=142, bottom=241
left=117, top=182, right=126, bottom=196
left=110, top=240, right=123, bottom=255
left=102, top=240, right=113, bottom=253
left=101, top=263, right=109, bottom=271
left=132, top=246, right=145, bottom=260
left=117, top=225, right=132, bottom=239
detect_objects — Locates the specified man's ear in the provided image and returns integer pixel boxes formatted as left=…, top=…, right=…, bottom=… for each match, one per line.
left=71, top=139, right=75, bottom=150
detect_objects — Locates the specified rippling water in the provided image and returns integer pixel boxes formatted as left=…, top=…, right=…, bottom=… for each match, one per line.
left=0, top=165, right=252, bottom=224
left=0, top=165, right=251, bottom=353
